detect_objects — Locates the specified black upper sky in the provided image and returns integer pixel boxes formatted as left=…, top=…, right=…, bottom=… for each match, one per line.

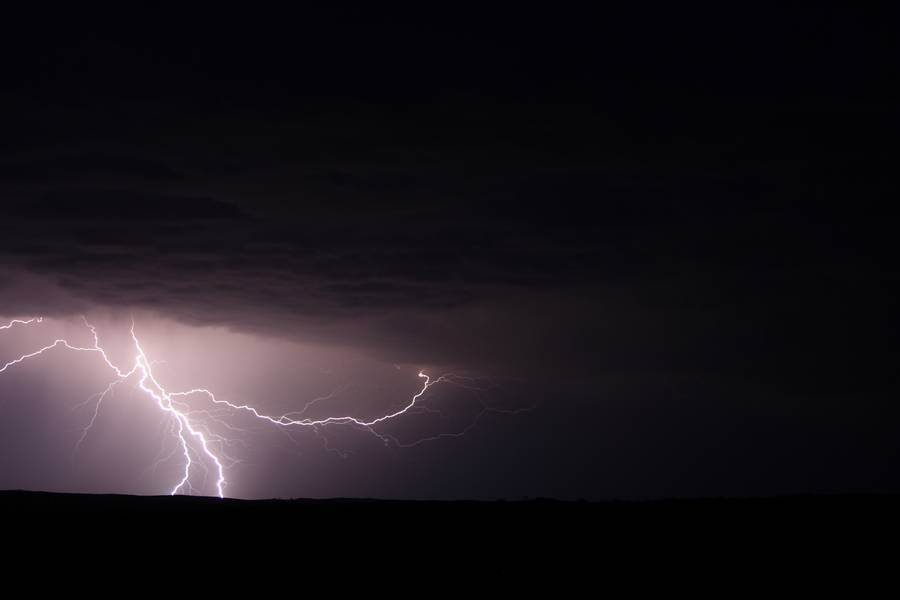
left=0, top=4, right=898, bottom=499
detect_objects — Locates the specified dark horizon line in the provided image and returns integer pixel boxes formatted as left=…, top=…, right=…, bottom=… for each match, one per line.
left=4, top=488, right=899, bottom=505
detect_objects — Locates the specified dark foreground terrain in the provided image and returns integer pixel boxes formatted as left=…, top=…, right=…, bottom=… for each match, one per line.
left=3, top=491, right=897, bottom=586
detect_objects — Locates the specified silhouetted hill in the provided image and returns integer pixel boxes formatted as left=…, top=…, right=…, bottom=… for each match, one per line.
left=3, top=490, right=896, bottom=585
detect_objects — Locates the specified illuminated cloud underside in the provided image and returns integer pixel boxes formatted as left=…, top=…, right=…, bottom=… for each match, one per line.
left=0, top=315, right=513, bottom=498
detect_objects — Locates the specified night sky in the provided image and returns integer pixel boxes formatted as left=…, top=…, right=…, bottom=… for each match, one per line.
left=0, top=5, right=898, bottom=500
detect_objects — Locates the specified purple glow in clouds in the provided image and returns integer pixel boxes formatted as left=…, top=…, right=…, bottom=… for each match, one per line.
left=0, top=314, right=516, bottom=497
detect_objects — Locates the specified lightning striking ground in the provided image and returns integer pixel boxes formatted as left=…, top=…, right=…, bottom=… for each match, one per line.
left=0, top=315, right=503, bottom=497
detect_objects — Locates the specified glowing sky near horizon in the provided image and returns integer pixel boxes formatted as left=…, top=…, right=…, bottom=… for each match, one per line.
left=0, top=312, right=522, bottom=498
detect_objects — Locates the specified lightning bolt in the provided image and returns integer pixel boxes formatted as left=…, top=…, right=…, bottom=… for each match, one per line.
left=0, top=316, right=43, bottom=331
left=0, top=315, right=504, bottom=498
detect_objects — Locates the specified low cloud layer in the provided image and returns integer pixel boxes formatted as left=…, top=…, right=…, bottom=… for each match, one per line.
left=1, top=114, right=895, bottom=391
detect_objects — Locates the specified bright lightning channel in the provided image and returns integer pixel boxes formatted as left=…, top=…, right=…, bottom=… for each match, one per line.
left=0, top=316, right=490, bottom=498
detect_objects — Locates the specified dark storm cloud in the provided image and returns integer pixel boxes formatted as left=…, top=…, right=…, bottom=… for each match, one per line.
left=14, top=190, right=240, bottom=221
left=1, top=139, right=895, bottom=393
left=1, top=3, right=899, bottom=500
left=0, top=154, right=182, bottom=184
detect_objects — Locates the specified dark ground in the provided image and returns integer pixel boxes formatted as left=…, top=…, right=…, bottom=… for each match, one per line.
left=3, top=490, right=897, bottom=585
